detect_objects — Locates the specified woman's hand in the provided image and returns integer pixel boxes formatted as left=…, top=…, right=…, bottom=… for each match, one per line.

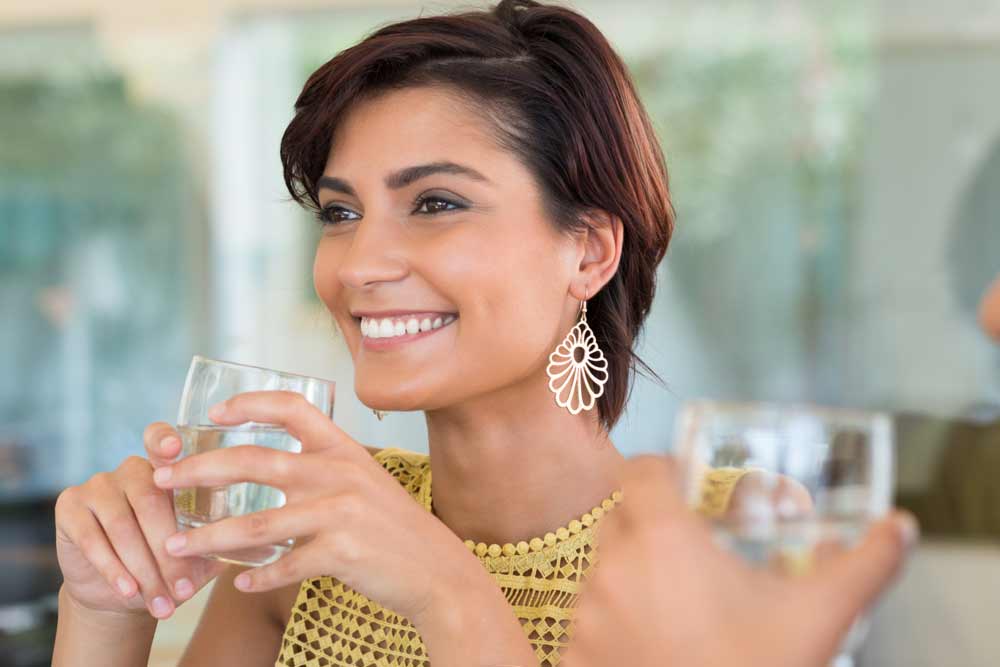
left=562, top=455, right=916, bottom=667
left=149, top=390, right=488, bottom=627
left=54, top=426, right=227, bottom=620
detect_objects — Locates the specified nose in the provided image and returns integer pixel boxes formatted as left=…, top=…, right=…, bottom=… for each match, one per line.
left=335, top=213, right=409, bottom=290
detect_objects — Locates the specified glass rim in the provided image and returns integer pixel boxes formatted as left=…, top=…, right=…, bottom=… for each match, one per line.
left=190, top=354, right=336, bottom=387
left=680, top=399, right=892, bottom=424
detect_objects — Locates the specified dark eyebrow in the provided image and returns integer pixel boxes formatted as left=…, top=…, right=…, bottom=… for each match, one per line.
left=317, top=161, right=490, bottom=198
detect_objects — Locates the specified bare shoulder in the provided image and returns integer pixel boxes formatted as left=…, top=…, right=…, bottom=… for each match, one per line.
left=363, top=445, right=382, bottom=457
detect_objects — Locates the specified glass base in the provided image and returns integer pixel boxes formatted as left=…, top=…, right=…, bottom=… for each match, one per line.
left=176, top=515, right=293, bottom=567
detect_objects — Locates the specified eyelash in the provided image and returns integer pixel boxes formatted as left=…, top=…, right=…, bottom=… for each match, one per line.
left=315, top=195, right=465, bottom=226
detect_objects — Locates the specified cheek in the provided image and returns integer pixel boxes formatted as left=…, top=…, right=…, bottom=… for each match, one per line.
left=489, top=228, right=573, bottom=319
left=313, top=240, right=345, bottom=317
left=453, top=231, right=570, bottom=367
left=434, top=223, right=547, bottom=315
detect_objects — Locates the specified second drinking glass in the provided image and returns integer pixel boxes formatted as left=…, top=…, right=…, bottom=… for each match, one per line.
left=675, top=400, right=894, bottom=667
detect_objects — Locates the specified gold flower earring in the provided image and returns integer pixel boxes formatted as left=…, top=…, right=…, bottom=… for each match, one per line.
left=546, top=289, right=609, bottom=414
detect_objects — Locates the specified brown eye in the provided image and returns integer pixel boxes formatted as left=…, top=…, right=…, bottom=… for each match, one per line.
left=413, top=196, right=463, bottom=215
left=316, top=206, right=360, bottom=226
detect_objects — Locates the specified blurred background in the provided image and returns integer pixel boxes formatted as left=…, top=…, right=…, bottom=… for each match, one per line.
left=1, top=0, right=998, bottom=665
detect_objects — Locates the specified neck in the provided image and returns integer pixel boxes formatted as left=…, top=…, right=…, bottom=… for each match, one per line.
left=424, top=371, right=625, bottom=547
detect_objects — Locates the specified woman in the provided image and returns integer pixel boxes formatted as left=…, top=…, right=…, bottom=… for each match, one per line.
left=53, top=2, right=755, bottom=665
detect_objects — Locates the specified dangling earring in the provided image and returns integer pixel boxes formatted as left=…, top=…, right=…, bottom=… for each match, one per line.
left=546, top=289, right=609, bottom=415
left=372, top=409, right=387, bottom=420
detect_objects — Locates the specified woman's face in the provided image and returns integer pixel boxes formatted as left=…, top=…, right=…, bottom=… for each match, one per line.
left=313, top=86, right=583, bottom=412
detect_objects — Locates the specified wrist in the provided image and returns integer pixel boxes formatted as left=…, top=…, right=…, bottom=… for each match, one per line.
left=411, top=557, right=493, bottom=631
left=58, top=585, right=158, bottom=631
left=411, top=564, right=536, bottom=667
left=54, top=585, right=158, bottom=667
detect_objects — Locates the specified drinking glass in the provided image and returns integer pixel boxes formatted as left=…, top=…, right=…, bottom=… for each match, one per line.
left=675, top=400, right=894, bottom=667
left=173, top=355, right=335, bottom=566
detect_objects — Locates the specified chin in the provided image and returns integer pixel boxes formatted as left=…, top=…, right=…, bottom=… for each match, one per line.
left=355, top=379, right=432, bottom=413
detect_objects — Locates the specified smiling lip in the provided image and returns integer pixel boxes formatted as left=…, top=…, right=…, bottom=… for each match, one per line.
left=351, top=309, right=455, bottom=319
left=360, top=319, right=456, bottom=350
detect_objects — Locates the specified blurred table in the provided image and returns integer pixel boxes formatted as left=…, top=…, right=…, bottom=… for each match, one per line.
left=149, top=582, right=216, bottom=667
left=860, top=538, right=1000, bottom=666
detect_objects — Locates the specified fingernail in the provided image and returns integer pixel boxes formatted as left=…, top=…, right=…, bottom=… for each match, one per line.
left=151, top=596, right=173, bottom=618
left=895, top=513, right=919, bottom=548
left=161, top=436, right=180, bottom=453
left=153, top=466, right=172, bottom=485
left=165, top=533, right=187, bottom=554
left=208, top=402, right=227, bottom=421
left=234, top=573, right=252, bottom=591
left=174, top=578, right=194, bottom=599
left=117, top=576, right=133, bottom=596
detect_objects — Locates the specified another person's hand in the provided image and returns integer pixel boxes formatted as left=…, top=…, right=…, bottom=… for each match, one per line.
left=149, top=390, right=491, bottom=628
left=562, top=455, right=916, bottom=667
left=979, top=273, right=1000, bottom=341
left=726, top=469, right=814, bottom=520
left=54, top=428, right=227, bottom=620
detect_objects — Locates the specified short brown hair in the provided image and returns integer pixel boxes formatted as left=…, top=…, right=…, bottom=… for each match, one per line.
left=281, top=0, right=673, bottom=431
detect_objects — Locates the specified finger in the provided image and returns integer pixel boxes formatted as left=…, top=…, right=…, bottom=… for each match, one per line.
left=144, top=422, right=182, bottom=468
left=119, top=459, right=208, bottom=603
left=206, top=391, right=352, bottom=457
left=86, top=478, right=177, bottom=619
left=772, top=475, right=815, bottom=518
left=808, top=511, right=917, bottom=622
left=57, top=498, right=140, bottom=602
left=164, top=504, right=315, bottom=558
left=151, top=445, right=303, bottom=492
left=231, top=543, right=313, bottom=593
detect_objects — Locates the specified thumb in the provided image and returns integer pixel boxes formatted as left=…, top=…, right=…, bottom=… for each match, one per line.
left=143, top=422, right=183, bottom=468
left=811, top=510, right=917, bottom=624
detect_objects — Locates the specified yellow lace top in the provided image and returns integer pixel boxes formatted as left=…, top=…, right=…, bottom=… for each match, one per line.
left=275, top=448, right=747, bottom=667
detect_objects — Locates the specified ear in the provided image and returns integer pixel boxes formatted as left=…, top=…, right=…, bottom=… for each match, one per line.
left=570, top=210, right=624, bottom=301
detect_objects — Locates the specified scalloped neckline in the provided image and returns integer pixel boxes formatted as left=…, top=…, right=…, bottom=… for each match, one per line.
left=421, top=459, right=623, bottom=558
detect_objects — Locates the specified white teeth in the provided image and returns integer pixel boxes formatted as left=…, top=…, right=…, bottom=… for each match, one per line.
left=361, top=314, right=456, bottom=338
